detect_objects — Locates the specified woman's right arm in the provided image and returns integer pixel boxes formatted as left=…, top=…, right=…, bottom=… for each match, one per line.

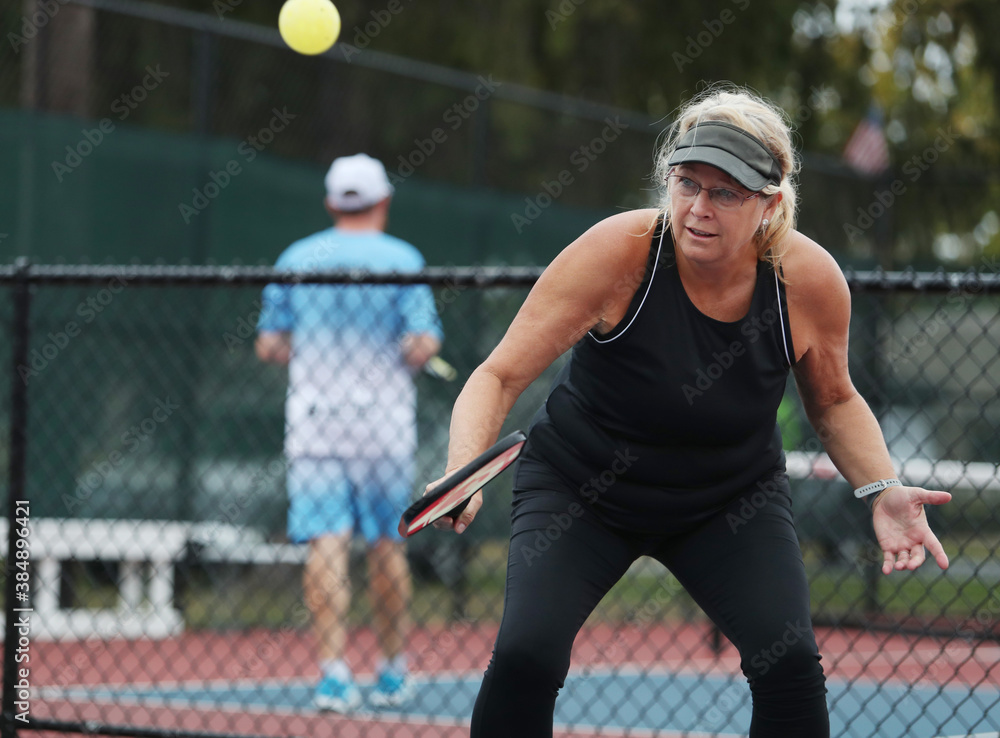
left=437, top=209, right=656, bottom=532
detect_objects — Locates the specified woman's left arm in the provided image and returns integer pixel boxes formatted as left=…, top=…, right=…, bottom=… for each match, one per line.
left=785, top=235, right=951, bottom=575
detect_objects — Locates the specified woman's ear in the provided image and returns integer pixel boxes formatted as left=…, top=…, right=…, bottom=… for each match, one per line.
left=764, top=191, right=783, bottom=221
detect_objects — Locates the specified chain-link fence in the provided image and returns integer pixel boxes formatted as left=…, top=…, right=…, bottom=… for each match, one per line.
left=1, top=265, right=999, bottom=737
left=3, top=1, right=1000, bottom=736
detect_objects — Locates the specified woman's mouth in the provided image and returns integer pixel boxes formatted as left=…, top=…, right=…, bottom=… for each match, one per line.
left=687, top=227, right=715, bottom=238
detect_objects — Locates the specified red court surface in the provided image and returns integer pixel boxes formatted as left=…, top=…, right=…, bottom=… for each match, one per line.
left=17, top=619, right=1000, bottom=737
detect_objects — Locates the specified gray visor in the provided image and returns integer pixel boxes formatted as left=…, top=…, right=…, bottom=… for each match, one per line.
left=667, top=121, right=782, bottom=192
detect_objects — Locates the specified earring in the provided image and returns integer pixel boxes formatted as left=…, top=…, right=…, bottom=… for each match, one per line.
left=761, top=219, right=769, bottom=230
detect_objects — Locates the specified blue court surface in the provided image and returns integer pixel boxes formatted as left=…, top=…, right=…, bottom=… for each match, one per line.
left=44, top=666, right=1000, bottom=737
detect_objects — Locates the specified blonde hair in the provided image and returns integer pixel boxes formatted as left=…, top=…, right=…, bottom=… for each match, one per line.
left=652, top=84, right=800, bottom=275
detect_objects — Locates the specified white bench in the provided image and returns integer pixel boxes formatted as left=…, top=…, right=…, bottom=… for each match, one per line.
left=0, top=518, right=192, bottom=640
left=785, top=451, right=1000, bottom=493
left=0, top=518, right=285, bottom=641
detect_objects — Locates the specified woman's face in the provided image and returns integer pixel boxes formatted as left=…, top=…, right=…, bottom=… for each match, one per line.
left=668, top=163, right=778, bottom=270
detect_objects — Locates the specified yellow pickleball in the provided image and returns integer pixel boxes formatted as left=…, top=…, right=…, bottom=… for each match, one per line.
left=278, top=0, right=341, bottom=56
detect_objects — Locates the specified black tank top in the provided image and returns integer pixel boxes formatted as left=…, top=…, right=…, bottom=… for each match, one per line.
left=517, top=216, right=796, bottom=533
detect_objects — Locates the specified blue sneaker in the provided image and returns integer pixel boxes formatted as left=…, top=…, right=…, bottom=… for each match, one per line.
left=313, top=674, right=361, bottom=713
left=368, top=670, right=413, bottom=708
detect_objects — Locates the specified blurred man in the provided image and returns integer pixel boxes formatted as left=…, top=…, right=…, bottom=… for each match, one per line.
left=257, top=154, right=442, bottom=711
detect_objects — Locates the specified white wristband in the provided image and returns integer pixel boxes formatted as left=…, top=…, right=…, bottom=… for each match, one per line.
left=853, top=478, right=901, bottom=499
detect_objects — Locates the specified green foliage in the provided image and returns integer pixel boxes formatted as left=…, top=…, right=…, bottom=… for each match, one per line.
left=5, top=0, right=999, bottom=265
left=120, top=1, right=996, bottom=164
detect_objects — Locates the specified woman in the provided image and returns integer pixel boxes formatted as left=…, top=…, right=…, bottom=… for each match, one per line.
left=434, top=86, right=951, bottom=737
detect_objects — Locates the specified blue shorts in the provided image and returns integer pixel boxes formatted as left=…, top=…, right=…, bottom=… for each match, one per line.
left=286, top=457, right=414, bottom=544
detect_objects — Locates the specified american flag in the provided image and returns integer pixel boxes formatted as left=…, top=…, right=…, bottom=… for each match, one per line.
left=843, top=105, right=890, bottom=176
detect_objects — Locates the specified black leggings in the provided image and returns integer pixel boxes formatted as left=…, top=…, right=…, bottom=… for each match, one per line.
left=470, top=481, right=829, bottom=738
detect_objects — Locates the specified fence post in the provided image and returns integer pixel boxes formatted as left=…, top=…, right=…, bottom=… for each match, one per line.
left=2, top=258, right=32, bottom=738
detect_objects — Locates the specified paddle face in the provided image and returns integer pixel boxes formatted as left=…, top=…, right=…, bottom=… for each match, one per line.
left=398, top=431, right=526, bottom=538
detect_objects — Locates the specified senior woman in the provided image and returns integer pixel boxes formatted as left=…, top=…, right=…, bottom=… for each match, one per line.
left=434, top=85, right=951, bottom=737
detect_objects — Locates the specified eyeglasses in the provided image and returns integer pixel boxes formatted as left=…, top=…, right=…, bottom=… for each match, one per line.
left=666, top=174, right=762, bottom=211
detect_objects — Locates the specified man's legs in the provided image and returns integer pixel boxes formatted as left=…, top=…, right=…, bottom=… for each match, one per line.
left=355, top=456, right=417, bottom=706
left=306, top=533, right=353, bottom=664
left=367, top=538, right=412, bottom=662
left=305, top=532, right=361, bottom=711
left=287, top=457, right=361, bottom=710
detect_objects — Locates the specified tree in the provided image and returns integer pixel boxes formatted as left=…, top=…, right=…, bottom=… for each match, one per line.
left=17, top=0, right=96, bottom=116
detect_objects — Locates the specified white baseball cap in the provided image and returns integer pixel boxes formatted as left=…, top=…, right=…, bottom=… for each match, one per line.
left=324, top=153, right=394, bottom=212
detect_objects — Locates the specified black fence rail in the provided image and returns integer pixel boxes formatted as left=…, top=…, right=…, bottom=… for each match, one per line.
left=1, top=265, right=1000, bottom=738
